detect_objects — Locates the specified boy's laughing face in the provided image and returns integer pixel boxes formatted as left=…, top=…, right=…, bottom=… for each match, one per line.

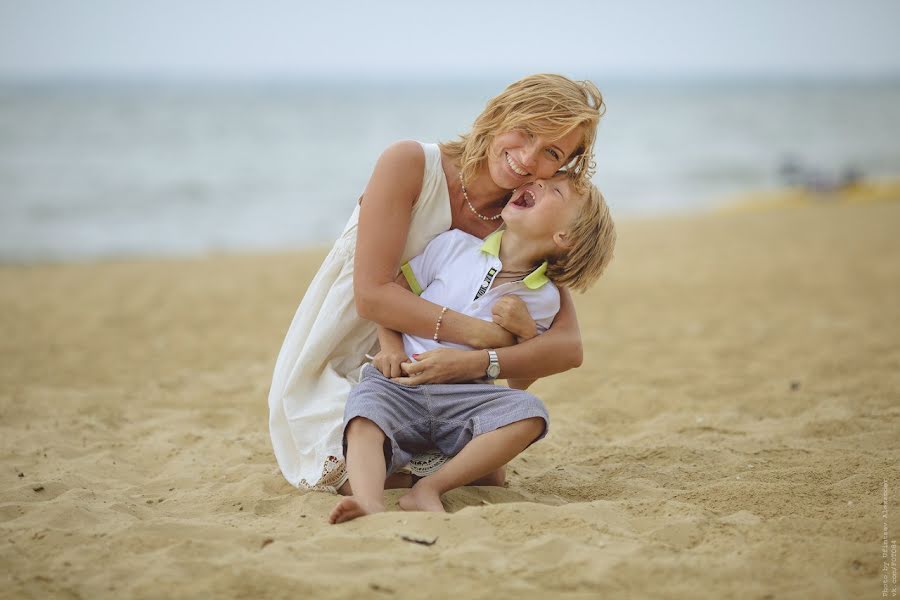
left=501, top=174, right=585, bottom=250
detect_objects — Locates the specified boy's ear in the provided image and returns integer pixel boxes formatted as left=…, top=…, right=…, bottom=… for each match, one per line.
left=553, top=231, right=574, bottom=252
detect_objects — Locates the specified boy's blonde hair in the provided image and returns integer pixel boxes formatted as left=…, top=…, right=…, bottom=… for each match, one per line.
left=440, top=74, right=605, bottom=195
left=546, top=181, right=616, bottom=293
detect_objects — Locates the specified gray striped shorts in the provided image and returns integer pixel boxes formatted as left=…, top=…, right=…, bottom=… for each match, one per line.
left=342, top=364, right=550, bottom=476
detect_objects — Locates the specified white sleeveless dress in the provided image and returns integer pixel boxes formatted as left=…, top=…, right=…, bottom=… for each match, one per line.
left=268, top=142, right=453, bottom=493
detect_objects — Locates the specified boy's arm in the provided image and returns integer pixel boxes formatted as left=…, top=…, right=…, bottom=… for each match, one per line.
left=494, top=286, right=582, bottom=378
left=397, top=285, right=576, bottom=385
left=370, top=272, right=414, bottom=378
left=493, top=297, right=539, bottom=389
left=356, top=198, right=516, bottom=350
left=491, top=296, right=538, bottom=341
left=496, top=288, right=560, bottom=390
left=376, top=324, right=404, bottom=352
left=374, top=324, right=408, bottom=379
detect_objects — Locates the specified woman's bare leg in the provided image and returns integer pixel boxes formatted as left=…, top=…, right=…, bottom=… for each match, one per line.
left=399, top=417, right=543, bottom=512
left=329, top=417, right=389, bottom=524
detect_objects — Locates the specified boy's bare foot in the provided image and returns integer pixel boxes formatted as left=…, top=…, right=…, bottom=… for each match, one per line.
left=398, top=480, right=446, bottom=513
left=329, top=497, right=385, bottom=524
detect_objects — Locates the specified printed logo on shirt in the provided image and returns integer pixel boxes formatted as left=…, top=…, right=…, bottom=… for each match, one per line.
left=474, top=268, right=498, bottom=300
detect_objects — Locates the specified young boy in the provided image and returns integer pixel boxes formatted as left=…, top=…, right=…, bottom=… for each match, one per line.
left=329, top=173, right=616, bottom=524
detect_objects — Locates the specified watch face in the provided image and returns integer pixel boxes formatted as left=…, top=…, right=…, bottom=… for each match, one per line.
left=487, top=364, right=501, bottom=378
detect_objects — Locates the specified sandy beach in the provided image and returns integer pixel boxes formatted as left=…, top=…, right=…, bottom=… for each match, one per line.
left=1, top=198, right=898, bottom=599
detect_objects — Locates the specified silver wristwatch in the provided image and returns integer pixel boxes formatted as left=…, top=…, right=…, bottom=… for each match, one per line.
left=485, top=349, right=501, bottom=379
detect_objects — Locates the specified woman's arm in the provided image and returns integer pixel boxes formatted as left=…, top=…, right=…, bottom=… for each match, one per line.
left=353, top=141, right=516, bottom=349
left=394, top=287, right=583, bottom=384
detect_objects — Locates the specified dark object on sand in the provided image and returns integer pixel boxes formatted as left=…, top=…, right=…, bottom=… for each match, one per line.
left=400, top=535, right=438, bottom=546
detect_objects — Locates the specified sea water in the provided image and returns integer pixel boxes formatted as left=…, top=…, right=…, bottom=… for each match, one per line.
left=1, top=79, right=899, bottom=262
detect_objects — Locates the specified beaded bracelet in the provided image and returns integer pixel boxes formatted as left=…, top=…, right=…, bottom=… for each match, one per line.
left=433, top=306, right=449, bottom=341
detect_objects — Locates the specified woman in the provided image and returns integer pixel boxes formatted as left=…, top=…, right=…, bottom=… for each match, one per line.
left=268, top=74, right=605, bottom=495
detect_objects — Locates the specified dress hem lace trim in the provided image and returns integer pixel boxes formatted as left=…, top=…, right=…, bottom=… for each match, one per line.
left=298, top=452, right=451, bottom=493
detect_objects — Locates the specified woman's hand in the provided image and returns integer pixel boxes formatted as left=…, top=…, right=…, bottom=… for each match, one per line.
left=491, top=295, right=537, bottom=342
left=393, top=349, right=488, bottom=385
left=372, top=349, right=410, bottom=379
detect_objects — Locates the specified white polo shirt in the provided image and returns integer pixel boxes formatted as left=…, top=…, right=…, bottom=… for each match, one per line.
left=400, top=228, right=560, bottom=358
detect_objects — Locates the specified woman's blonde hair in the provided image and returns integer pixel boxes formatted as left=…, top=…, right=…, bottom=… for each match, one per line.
left=440, top=74, right=605, bottom=195
left=546, top=181, right=616, bottom=293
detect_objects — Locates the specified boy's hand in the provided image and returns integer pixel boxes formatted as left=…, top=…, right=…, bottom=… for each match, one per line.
left=491, top=296, right=537, bottom=342
left=372, top=349, right=410, bottom=379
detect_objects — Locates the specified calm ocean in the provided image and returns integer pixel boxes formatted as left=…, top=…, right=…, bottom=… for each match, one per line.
left=1, top=79, right=899, bottom=263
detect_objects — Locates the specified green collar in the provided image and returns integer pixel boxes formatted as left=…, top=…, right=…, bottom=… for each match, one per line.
left=480, top=229, right=504, bottom=257
left=480, top=230, right=550, bottom=290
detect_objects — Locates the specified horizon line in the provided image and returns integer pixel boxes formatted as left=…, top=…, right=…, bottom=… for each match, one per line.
left=2, top=70, right=900, bottom=88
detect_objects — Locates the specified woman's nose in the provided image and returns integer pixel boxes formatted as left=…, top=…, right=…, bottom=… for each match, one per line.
left=521, top=142, right=540, bottom=169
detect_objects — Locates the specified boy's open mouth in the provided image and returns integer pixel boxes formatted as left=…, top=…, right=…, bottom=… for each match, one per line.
left=511, top=189, right=536, bottom=209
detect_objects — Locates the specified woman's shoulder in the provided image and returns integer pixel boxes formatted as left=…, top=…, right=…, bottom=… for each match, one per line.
left=379, top=140, right=444, bottom=168
left=378, top=140, right=427, bottom=167
left=363, top=141, right=429, bottom=207
left=372, top=141, right=438, bottom=189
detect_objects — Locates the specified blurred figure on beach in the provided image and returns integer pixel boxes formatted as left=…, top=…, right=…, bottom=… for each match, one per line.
left=778, top=157, right=864, bottom=194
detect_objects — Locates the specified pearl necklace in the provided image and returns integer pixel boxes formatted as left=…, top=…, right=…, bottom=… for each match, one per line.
left=459, top=172, right=503, bottom=221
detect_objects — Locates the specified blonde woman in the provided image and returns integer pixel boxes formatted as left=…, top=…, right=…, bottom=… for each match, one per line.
left=268, top=74, right=605, bottom=495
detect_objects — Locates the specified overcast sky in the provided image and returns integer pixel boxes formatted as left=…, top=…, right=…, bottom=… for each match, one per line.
left=1, top=0, right=899, bottom=81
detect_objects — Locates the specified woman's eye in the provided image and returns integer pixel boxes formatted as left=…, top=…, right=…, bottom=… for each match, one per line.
left=547, top=149, right=560, bottom=160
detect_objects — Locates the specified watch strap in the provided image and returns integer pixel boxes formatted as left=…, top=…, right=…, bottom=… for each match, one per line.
left=486, top=349, right=500, bottom=379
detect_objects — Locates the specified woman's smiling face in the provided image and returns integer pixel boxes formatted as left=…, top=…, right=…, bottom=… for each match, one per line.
left=486, top=126, right=583, bottom=190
